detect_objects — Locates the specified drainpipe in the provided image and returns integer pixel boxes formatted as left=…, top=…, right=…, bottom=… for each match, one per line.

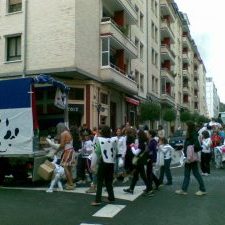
left=146, top=0, right=149, bottom=99
left=22, top=0, right=28, bottom=78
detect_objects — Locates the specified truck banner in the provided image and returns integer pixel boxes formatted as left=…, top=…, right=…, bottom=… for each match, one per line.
left=0, top=78, right=33, bottom=154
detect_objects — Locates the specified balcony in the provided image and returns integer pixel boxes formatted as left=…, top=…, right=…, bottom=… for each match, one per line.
left=161, top=92, right=175, bottom=106
left=194, top=81, right=198, bottom=90
left=194, top=71, right=198, bottom=80
left=182, top=85, right=190, bottom=93
left=182, top=52, right=190, bottom=64
left=103, top=0, right=137, bottom=24
left=194, top=57, right=200, bottom=65
left=182, top=69, right=190, bottom=80
left=161, top=68, right=175, bottom=84
left=100, top=63, right=138, bottom=95
left=182, top=35, right=191, bottom=48
left=161, top=45, right=175, bottom=64
left=182, top=101, right=190, bottom=109
left=160, top=0, right=176, bottom=22
left=161, top=20, right=175, bottom=43
left=101, top=17, right=138, bottom=58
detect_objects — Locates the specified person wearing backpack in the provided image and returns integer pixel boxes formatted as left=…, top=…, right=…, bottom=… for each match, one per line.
left=175, top=122, right=207, bottom=196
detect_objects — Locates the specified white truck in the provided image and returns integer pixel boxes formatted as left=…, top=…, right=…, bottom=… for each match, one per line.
left=0, top=75, right=69, bottom=184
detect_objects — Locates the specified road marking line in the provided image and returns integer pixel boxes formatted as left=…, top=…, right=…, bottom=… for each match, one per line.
left=0, top=185, right=145, bottom=201
left=80, top=223, right=103, bottom=225
left=92, top=204, right=126, bottom=218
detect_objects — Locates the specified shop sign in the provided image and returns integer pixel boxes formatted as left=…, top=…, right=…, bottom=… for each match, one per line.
left=68, top=104, right=84, bottom=113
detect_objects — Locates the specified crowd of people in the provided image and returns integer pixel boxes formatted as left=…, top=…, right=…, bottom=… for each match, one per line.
left=45, top=120, right=225, bottom=205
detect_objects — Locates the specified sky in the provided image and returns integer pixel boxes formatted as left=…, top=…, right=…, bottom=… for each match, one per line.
left=174, top=0, right=225, bottom=103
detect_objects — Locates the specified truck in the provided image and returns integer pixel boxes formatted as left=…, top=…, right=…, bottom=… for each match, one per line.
left=0, top=74, right=69, bottom=184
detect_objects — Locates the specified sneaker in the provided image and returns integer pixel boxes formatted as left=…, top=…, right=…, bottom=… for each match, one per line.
left=142, top=190, right=154, bottom=196
left=201, top=173, right=206, bottom=176
left=46, top=188, right=53, bottom=193
left=195, top=190, right=207, bottom=196
left=76, top=180, right=86, bottom=185
left=122, top=176, right=130, bottom=184
left=175, top=190, right=188, bottom=195
left=85, top=186, right=96, bottom=193
left=123, top=188, right=133, bottom=194
left=65, top=184, right=75, bottom=190
left=91, top=201, right=101, bottom=206
left=204, top=173, right=209, bottom=176
left=57, top=187, right=64, bottom=191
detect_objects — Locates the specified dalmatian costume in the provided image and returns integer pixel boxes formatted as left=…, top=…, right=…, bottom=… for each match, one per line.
left=91, top=136, right=118, bottom=204
left=46, top=155, right=65, bottom=193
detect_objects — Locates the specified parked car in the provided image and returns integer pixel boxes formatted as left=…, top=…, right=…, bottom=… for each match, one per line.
left=169, top=130, right=186, bottom=150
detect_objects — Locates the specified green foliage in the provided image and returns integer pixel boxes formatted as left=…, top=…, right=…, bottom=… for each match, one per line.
left=139, top=102, right=161, bottom=122
left=162, top=108, right=176, bottom=122
left=180, top=111, right=191, bottom=123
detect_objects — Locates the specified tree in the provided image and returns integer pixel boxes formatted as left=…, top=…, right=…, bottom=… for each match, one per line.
left=180, top=111, right=192, bottom=123
left=139, top=102, right=161, bottom=122
left=162, top=108, right=176, bottom=122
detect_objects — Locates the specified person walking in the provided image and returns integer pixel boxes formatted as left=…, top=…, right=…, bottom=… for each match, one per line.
left=47, top=122, right=76, bottom=190
left=123, top=130, right=150, bottom=195
left=146, top=130, right=160, bottom=194
left=200, top=130, right=212, bottom=176
left=175, top=122, right=207, bottom=196
left=91, top=125, right=118, bottom=206
left=158, top=137, right=173, bottom=185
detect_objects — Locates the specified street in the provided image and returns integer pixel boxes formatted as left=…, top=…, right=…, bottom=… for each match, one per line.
left=0, top=166, right=225, bottom=225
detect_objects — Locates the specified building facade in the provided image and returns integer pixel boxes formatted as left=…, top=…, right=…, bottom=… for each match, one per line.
left=0, top=0, right=209, bottom=131
left=206, top=77, right=220, bottom=119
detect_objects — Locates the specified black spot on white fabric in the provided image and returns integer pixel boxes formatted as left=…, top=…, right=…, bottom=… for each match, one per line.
left=103, top=149, right=108, bottom=159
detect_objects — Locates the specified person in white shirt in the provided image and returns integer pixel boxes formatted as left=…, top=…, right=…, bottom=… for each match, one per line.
left=114, top=127, right=127, bottom=182
left=200, top=130, right=212, bottom=176
left=77, top=132, right=94, bottom=184
left=158, top=137, right=173, bottom=185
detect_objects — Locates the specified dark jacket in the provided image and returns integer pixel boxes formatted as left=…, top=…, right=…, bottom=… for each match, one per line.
left=147, top=138, right=158, bottom=162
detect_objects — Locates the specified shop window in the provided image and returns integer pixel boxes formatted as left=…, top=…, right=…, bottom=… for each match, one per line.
left=100, top=115, right=107, bottom=125
left=8, top=0, right=22, bottom=13
left=69, top=88, right=84, bottom=100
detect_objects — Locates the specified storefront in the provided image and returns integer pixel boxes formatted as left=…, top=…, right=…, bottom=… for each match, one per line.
left=125, top=96, right=139, bottom=127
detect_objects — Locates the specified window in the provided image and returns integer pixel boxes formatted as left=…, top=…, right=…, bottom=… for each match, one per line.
left=151, top=22, right=154, bottom=39
left=101, top=38, right=110, bottom=66
left=135, top=70, right=139, bottom=87
left=100, top=93, right=108, bottom=105
left=135, top=37, right=139, bottom=48
left=140, top=74, right=144, bottom=91
left=155, top=26, right=158, bottom=43
left=7, top=35, right=21, bottom=61
left=8, top=0, right=22, bottom=13
left=140, top=42, right=144, bottom=60
left=69, top=88, right=84, bottom=100
left=140, top=12, right=144, bottom=31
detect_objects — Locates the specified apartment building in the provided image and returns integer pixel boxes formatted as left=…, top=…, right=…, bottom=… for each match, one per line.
left=0, top=0, right=208, bottom=130
left=0, top=0, right=146, bottom=130
left=206, top=77, right=220, bottom=119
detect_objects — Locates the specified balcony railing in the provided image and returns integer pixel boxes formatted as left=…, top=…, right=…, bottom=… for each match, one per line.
left=100, top=64, right=138, bottom=94
left=101, top=17, right=138, bottom=58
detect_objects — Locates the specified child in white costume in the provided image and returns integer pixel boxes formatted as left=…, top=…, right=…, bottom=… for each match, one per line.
left=46, top=155, right=65, bottom=193
left=158, top=137, right=174, bottom=185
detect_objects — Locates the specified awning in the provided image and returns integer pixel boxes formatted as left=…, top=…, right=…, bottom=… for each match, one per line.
left=125, top=97, right=139, bottom=106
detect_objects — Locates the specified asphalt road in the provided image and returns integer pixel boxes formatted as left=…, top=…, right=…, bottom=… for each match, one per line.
left=0, top=166, right=225, bottom=225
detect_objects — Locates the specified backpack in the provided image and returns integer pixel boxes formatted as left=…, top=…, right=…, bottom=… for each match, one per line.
left=186, top=145, right=199, bottom=163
